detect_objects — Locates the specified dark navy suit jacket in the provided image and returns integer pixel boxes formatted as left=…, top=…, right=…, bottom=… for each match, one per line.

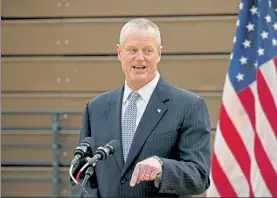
left=72, top=77, right=211, bottom=197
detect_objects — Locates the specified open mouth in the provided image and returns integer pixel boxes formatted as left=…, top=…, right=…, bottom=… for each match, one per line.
left=132, top=66, right=146, bottom=70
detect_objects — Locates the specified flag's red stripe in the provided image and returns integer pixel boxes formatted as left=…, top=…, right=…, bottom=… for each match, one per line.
left=211, top=153, right=237, bottom=197
left=257, top=70, right=277, bottom=138
left=239, top=86, right=277, bottom=196
left=254, top=135, right=277, bottom=196
left=238, top=88, right=255, bottom=128
left=219, top=104, right=252, bottom=196
left=237, top=88, right=255, bottom=197
left=255, top=69, right=277, bottom=196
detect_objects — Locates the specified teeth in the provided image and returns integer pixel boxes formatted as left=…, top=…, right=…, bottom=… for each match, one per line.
left=133, top=66, right=145, bottom=69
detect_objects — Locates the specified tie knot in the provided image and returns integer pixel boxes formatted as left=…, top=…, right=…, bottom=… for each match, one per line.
left=129, top=91, right=140, bottom=103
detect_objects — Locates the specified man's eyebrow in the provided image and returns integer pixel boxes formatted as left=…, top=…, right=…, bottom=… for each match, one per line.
left=125, top=45, right=136, bottom=48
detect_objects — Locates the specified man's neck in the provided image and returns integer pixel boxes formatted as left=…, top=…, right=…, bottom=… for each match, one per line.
left=127, top=75, right=157, bottom=91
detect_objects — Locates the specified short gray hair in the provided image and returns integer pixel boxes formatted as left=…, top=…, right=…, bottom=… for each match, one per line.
left=119, top=18, right=161, bottom=46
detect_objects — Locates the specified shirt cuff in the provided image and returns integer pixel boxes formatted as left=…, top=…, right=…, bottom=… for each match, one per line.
left=154, top=170, right=162, bottom=188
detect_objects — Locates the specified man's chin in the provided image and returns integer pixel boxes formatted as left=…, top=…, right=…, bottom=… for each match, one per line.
left=132, top=76, right=148, bottom=83
left=128, top=77, right=149, bottom=86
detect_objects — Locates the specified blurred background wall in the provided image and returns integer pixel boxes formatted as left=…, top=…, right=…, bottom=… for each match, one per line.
left=1, top=0, right=240, bottom=197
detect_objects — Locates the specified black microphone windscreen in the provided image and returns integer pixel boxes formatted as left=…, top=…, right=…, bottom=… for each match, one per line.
left=106, top=139, right=120, bottom=153
left=81, top=137, right=95, bottom=149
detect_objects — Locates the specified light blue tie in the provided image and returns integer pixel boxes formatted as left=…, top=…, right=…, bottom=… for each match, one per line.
left=122, top=91, right=140, bottom=162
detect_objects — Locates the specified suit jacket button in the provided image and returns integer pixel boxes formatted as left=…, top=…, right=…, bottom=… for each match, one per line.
left=120, top=177, right=126, bottom=184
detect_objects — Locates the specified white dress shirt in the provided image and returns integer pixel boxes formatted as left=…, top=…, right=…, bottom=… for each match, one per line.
left=121, top=73, right=162, bottom=187
left=121, top=73, right=160, bottom=129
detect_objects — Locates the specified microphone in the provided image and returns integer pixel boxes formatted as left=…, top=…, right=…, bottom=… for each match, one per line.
left=79, top=140, right=120, bottom=187
left=86, top=139, right=120, bottom=166
left=71, top=137, right=95, bottom=166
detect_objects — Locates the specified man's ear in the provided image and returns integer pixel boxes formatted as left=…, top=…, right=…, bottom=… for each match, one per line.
left=157, top=45, right=163, bottom=63
left=116, top=44, right=121, bottom=61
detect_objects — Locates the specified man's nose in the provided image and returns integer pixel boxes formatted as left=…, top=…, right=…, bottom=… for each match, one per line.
left=135, top=51, right=145, bottom=60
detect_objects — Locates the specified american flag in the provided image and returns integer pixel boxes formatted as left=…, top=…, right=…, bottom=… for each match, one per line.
left=206, top=0, right=277, bottom=197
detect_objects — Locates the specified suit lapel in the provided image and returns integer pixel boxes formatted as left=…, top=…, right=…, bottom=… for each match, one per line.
left=108, top=85, right=125, bottom=170
left=121, top=77, right=170, bottom=176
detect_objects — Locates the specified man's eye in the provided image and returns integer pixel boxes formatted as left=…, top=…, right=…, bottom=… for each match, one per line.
left=144, top=49, right=153, bottom=53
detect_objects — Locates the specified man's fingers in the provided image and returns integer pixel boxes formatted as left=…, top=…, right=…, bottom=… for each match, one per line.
left=137, top=164, right=146, bottom=181
left=130, top=157, right=162, bottom=187
left=149, top=168, right=158, bottom=180
left=130, top=164, right=141, bottom=187
left=143, top=166, right=152, bottom=181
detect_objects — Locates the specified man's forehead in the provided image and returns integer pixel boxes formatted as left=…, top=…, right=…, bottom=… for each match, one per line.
left=121, top=32, right=158, bottom=46
left=125, top=31, right=156, bottom=40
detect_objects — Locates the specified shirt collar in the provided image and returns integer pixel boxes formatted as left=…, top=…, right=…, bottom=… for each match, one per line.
left=123, top=72, right=160, bottom=104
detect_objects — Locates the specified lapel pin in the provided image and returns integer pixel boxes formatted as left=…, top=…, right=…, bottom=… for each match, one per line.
left=157, top=108, right=161, bottom=113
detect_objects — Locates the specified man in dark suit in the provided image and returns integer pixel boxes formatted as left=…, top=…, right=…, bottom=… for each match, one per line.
left=72, top=18, right=211, bottom=197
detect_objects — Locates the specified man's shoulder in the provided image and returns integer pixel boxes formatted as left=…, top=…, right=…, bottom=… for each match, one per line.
left=86, top=87, right=121, bottom=108
left=168, top=83, right=204, bottom=102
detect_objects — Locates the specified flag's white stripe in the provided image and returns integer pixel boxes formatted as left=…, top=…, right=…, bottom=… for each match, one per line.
left=249, top=82, right=272, bottom=196
left=256, top=108, right=277, bottom=171
left=249, top=82, right=277, bottom=197
left=250, top=148, right=272, bottom=197
left=206, top=173, right=220, bottom=197
left=214, top=126, right=249, bottom=196
left=224, top=77, right=271, bottom=196
left=206, top=123, right=225, bottom=197
left=222, top=75, right=255, bottom=161
left=219, top=75, right=257, bottom=196
left=250, top=82, right=277, bottom=173
left=260, top=60, right=277, bottom=108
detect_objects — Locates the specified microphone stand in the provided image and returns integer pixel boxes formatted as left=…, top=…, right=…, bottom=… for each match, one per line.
left=81, top=158, right=97, bottom=186
left=80, top=150, right=107, bottom=187
left=72, top=162, right=96, bottom=198
left=81, top=166, right=94, bottom=187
